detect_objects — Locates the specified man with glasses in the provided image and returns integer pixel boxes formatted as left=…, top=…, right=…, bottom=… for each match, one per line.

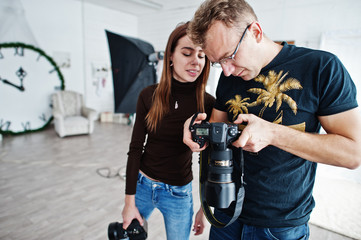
left=183, top=0, right=361, bottom=239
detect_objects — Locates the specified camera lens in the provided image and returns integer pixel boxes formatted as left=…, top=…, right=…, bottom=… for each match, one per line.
left=108, top=222, right=129, bottom=240
left=205, top=148, right=236, bottom=209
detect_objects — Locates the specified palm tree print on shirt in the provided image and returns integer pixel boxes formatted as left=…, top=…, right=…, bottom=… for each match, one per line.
left=226, top=70, right=305, bottom=131
left=248, top=70, right=303, bottom=117
left=226, top=95, right=250, bottom=120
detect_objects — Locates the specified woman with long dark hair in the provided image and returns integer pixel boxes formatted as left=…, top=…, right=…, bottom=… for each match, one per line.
left=121, top=22, right=215, bottom=239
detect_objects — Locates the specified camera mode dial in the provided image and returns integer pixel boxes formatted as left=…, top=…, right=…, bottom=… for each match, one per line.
left=228, top=125, right=238, bottom=137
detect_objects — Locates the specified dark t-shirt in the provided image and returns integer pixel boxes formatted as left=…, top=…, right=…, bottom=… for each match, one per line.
left=126, top=78, right=215, bottom=194
left=215, top=43, right=358, bottom=227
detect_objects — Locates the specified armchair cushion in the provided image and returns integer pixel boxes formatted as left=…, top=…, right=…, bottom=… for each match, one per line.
left=61, top=91, right=82, bottom=116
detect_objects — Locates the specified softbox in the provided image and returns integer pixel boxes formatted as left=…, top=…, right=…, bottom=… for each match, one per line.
left=106, top=30, right=157, bottom=113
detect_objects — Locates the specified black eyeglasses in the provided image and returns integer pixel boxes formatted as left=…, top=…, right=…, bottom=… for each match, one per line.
left=211, top=24, right=251, bottom=68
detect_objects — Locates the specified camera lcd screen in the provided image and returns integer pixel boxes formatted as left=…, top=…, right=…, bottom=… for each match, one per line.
left=196, top=128, right=209, bottom=136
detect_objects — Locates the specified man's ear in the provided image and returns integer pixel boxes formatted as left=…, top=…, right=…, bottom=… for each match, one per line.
left=249, top=21, right=263, bottom=43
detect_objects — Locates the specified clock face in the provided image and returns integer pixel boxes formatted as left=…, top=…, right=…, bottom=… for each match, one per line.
left=0, top=42, right=65, bottom=134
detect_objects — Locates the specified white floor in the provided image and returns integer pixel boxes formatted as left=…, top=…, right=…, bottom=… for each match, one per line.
left=0, top=122, right=358, bottom=240
left=311, top=165, right=361, bottom=239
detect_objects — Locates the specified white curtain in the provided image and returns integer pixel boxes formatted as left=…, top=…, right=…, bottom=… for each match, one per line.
left=0, top=0, right=38, bottom=46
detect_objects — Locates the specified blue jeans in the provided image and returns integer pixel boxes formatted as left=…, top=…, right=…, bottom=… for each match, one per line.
left=135, top=172, right=194, bottom=240
left=209, top=209, right=309, bottom=240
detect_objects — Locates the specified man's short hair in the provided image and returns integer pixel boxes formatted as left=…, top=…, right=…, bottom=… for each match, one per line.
left=188, top=0, right=258, bottom=49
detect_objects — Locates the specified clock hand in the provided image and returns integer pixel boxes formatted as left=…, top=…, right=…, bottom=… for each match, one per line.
left=0, top=77, right=25, bottom=91
left=16, top=67, right=26, bottom=89
left=16, top=67, right=27, bottom=80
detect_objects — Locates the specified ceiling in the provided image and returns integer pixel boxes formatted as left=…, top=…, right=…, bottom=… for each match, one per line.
left=81, top=0, right=204, bottom=16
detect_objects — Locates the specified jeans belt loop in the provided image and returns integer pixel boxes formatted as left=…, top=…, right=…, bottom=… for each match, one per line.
left=138, top=172, right=144, bottom=183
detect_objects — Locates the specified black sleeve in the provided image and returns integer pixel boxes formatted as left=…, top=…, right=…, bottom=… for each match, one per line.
left=125, top=85, right=155, bottom=194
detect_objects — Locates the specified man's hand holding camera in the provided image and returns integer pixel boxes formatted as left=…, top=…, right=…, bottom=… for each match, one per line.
left=232, top=113, right=274, bottom=153
left=184, top=112, right=274, bottom=154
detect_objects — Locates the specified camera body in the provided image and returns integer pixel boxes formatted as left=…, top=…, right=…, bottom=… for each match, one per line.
left=191, top=122, right=239, bottom=149
left=108, top=218, right=147, bottom=240
left=191, top=122, right=241, bottom=209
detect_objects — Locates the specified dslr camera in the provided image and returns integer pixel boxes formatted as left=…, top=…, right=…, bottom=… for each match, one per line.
left=108, top=218, right=147, bottom=240
left=190, top=120, right=241, bottom=209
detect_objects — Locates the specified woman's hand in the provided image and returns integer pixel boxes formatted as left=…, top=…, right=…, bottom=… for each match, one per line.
left=121, top=194, right=144, bottom=229
left=193, top=207, right=206, bottom=235
left=183, top=113, right=208, bottom=152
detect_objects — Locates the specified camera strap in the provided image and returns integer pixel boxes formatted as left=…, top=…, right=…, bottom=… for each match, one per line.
left=199, top=147, right=245, bottom=228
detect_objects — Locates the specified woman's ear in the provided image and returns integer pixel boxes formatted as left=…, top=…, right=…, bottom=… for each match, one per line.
left=170, top=55, right=173, bottom=66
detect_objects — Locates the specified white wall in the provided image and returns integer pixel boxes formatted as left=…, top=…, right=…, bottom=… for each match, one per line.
left=21, top=0, right=84, bottom=93
left=3, top=0, right=361, bottom=114
left=248, top=0, right=361, bottom=49
left=82, top=2, right=138, bottom=112
left=4, top=0, right=138, bottom=114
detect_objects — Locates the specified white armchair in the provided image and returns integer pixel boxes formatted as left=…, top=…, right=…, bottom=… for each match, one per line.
left=52, top=90, right=97, bottom=137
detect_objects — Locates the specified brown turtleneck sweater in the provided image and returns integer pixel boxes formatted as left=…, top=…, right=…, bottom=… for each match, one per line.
left=125, top=79, right=215, bottom=194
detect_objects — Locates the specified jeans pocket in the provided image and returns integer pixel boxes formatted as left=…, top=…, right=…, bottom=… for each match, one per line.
left=266, top=224, right=309, bottom=240
left=169, top=185, right=191, bottom=198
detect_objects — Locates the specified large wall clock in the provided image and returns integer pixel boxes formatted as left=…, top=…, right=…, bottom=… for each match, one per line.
left=0, top=42, right=65, bottom=135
